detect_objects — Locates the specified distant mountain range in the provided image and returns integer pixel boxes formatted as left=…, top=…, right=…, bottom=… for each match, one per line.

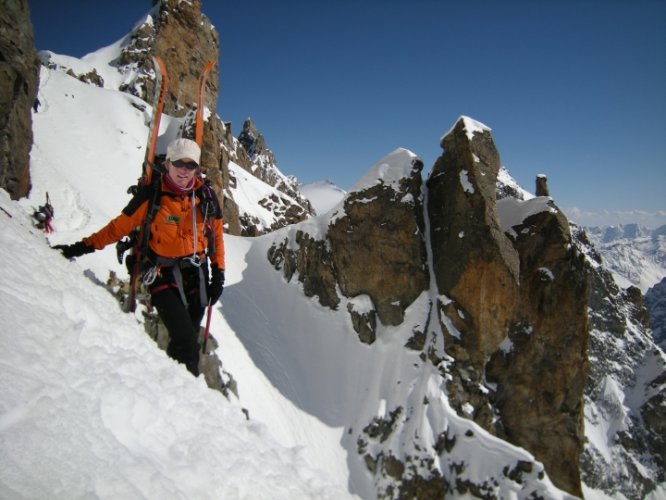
left=584, top=224, right=666, bottom=293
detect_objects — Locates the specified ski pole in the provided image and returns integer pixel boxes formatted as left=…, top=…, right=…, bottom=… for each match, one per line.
left=202, top=299, right=213, bottom=354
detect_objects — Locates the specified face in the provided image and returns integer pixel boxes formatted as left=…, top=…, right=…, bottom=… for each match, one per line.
left=167, top=158, right=198, bottom=189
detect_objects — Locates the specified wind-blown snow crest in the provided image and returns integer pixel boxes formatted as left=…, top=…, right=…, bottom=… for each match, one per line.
left=349, top=148, right=419, bottom=193
left=441, top=115, right=492, bottom=143
left=496, top=196, right=559, bottom=238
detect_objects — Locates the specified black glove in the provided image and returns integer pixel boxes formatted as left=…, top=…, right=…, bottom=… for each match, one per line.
left=208, top=265, right=225, bottom=304
left=53, top=241, right=95, bottom=259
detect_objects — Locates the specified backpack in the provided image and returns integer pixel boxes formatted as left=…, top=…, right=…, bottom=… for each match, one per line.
left=116, top=157, right=222, bottom=273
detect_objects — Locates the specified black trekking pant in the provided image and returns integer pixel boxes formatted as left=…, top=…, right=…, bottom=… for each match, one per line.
left=150, top=264, right=207, bottom=376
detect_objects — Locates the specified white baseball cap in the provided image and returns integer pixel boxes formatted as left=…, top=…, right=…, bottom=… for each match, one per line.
left=166, top=138, right=201, bottom=165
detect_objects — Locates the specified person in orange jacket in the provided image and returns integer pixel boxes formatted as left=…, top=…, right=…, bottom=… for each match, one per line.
left=54, top=138, right=225, bottom=376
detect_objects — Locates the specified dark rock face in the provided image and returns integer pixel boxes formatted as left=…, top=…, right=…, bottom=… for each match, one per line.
left=268, top=229, right=340, bottom=311
left=487, top=208, right=589, bottom=497
left=328, top=156, right=429, bottom=327
left=535, top=174, right=550, bottom=196
left=236, top=118, right=313, bottom=234
left=238, top=118, right=277, bottom=171
left=113, top=1, right=218, bottom=119
left=0, top=0, right=40, bottom=199
left=268, top=149, right=429, bottom=342
left=150, top=0, right=220, bottom=117
left=428, top=118, right=520, bottom=363
left=426, top=117, right=588, bottom=497
left=646, top=277, right=666, bottom=350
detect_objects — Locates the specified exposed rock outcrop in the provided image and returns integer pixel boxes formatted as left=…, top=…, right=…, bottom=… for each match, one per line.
left=236, top=118, right=313, bottom=233
left=427, top=117, right=588, bottom=497
left=428, top=118, right=521, bottom=365
left=118, top=0, right=219, bottom=118
left=535, top=174, right=550, bottom=196
left=268, top=148, right=429, bottom=342
left=486, top=204, right=588, bottom=497
left=272, top=116, right=590, bottom=496
left=328, top=150, right=428, bottom=328
left=646, top=277, right=666, bottom=350
left=238, top=118, right=278, bottom=174
left=0, top=0, right=40, bottom=199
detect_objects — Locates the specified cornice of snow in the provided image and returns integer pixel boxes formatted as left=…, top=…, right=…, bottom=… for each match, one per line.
left=349, top=148, right=420, bottom=194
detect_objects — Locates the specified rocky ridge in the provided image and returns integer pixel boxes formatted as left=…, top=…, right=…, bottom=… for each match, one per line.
left=268, top=117, right=592, bottom=497
left=235, top=118, right=313, bottom=234
left=0, top=0, right=40, bottom=199
left=266, top=115, right=665, bottom=499
left=574, top=227, right=665, bottom=498
left=431, top=119, right=589, bottom=497
left=646, top=277, right=666, bottom=351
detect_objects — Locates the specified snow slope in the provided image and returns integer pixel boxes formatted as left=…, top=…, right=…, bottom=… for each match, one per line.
left=10, top=55, right=357, bottom=498
left=0, top=54, right=349, bottom=499
left=0, top=190, right=350, bottom=500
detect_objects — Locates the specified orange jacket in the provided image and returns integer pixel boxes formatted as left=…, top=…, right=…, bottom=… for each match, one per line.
left=83, top=177, right=225, bottom=270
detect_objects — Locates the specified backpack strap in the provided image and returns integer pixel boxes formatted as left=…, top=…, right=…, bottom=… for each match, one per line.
left=196, top=180, right=222, bottom=258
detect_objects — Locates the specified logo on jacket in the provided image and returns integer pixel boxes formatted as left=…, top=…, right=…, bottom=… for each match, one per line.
left=165, top=215, right=180, bottom=224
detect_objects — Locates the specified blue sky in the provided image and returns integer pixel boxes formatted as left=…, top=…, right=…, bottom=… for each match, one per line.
left=30, top=0, right=665, bottom=223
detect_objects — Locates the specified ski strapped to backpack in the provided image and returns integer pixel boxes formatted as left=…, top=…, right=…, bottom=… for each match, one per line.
left=195, top=59, right=217, bottom=353
left=195, top=60, right=216, bottom=147
left=123, top=55, right=168, bottom=313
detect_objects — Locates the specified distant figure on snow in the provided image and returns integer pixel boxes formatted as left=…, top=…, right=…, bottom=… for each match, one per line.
left=33, top=192, right=54, bottom=233
left=54, top=138, right=225, bottom=376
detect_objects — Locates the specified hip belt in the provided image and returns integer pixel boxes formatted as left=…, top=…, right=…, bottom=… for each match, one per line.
left=144, top=254, right=208, bottom=307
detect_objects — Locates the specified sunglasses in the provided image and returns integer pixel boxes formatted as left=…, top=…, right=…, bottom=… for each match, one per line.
left=171, top=159, right=199, bottom=170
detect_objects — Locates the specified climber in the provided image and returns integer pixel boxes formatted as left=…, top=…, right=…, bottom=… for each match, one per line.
left=53, top=138, right=225, bottom=376
left=33, top=193, right=54, bottom=233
